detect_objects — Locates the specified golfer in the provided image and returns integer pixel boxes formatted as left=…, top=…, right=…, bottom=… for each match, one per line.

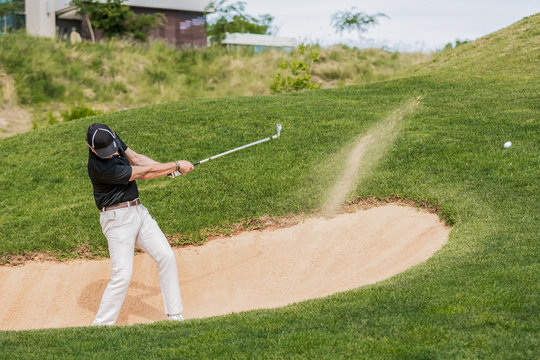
left=86, top=123, right=193, bottom=325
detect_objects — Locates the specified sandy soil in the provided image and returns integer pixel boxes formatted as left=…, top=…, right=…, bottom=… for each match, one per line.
left=0, top=205, right=449, bottom=331
left=0, top=106, right=32, bottom=138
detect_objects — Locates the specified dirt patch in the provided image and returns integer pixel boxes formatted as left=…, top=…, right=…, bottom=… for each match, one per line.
left=0, top=70, right=32, bottom=137
left=0, top=106, right=32, bottom=138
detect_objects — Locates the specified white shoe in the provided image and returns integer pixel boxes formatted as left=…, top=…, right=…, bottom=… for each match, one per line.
left=167, top=314, right=184, bottom=322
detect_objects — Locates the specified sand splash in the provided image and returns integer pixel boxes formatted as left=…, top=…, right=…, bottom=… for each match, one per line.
left=322, top=97, right=421, bottom=216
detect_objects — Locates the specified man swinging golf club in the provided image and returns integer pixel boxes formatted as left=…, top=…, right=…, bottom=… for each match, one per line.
left=86, top=121, right=280, bottom=325
left=86, top=123, right=193, bottom=325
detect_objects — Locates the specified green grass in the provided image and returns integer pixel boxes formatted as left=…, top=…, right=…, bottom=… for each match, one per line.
left=0, top=84, right=413, bottom=259
left=0, top=14, right=539, bottom=359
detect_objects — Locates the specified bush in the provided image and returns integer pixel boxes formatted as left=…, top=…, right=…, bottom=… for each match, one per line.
left=270, top=45, right=322, bottom=94
left=441, top=39, right=471, bottom=52
left=25, top=71, right=66, bottom=104
left=145, top=67, right=169, bottom=84
left=46, top=112, right=59, bottom=125
left=60, top=104, right=102, bottom=121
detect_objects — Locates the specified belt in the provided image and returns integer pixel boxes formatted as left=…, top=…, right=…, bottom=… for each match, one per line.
left=101, top=198, right=140, bottom=212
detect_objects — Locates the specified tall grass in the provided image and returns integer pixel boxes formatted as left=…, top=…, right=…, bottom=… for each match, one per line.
left=0, top=33, right=429, bottom=130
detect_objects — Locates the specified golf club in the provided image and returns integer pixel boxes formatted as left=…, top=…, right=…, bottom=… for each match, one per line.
left=170, top=124, right=282, bottom=177
left=194, top=123, right=282, bottom=166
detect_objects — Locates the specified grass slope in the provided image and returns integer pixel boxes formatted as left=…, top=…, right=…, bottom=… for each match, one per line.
left=0, top=14, right=539, bottom=359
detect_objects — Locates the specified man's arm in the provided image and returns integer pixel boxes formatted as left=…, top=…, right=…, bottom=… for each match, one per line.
left=125, top=148, right=193, bottom=181
left=125, top=148, right=161, bottom=167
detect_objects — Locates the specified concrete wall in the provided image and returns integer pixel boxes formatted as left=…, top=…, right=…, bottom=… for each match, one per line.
left=26, top=0, right=56, bottom=38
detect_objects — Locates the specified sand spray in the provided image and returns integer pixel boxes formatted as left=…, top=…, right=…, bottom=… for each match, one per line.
left=322, top=97, right=422, bottom=217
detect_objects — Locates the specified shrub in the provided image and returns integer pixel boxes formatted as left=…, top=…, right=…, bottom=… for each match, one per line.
left=24, top=71, right=66, bottom=104
left=441, top=39, right=471, bottom=52
left=46, top=112, right=59, bottom=125
left=145, top=67, right=169, bottom=84
left=270, top=44, right=322, bottom=94
left=60, top=104, right=102, bottom=121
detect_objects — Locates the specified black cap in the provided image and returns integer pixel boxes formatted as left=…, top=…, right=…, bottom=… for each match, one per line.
left=86, top=123, right=118, bottom=159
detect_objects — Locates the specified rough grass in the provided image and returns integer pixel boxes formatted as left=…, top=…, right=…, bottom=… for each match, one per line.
left=0, top=13, right=538, bottom=359
left=0, top=33, right=429, bottom=130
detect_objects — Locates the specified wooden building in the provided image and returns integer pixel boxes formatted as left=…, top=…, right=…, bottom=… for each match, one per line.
left=27, top=0, right=209, bottom=47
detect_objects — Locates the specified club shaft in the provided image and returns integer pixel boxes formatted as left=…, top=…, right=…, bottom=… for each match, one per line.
left=194, top=134, right=278, bottom=166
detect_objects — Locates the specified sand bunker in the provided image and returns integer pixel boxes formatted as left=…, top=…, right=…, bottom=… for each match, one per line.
left=0, top=205, right=448, bottom=331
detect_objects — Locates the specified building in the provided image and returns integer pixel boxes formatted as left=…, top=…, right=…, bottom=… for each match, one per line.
left=221, top=33, right=297, bottom=52
left=25, top=0, right=209, bottom=47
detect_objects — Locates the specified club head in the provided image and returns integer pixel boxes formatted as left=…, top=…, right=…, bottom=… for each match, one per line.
left=276, top=123, right=282, bottom=138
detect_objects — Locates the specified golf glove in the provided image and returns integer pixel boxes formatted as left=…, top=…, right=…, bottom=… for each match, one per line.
left=167, top=170, right=182, bottom=178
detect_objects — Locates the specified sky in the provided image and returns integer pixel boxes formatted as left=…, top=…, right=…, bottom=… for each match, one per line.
left=241, top=0, right=540, bottom=52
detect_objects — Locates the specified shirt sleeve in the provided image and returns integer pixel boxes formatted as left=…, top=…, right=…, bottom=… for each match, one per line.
left=91, top=160, right=132, bottom=185
left=99, top=164, right=132, bottom=184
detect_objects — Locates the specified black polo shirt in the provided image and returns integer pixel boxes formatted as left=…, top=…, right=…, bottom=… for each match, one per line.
left=88, top=136, right=139, bottom=209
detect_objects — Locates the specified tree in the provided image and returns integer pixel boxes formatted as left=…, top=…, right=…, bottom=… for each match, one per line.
left=331, top=7, right=388, bottom=41
left=0, top=0, right=24, bottom=32
left=205, top=0, right=274, bottom=45
left=127, top=13, right=165, bottom=41
left=70, top=0, right=97, bottom=42
left=70, top=0, right=164, bottom=42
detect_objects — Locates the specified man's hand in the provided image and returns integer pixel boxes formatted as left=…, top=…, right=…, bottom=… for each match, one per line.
left=168, top=160, right=194, bottom=178
left=176, top=160, right=194, bottom=175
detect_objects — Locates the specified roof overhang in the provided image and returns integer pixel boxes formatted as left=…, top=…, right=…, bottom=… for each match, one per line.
left=222, top=33, right=297, bottom=48
left=124, top=0, right=209, bottom=12
left=55, top=0, right=209, bottom=14
left=56, top=5, right=80, bottom=20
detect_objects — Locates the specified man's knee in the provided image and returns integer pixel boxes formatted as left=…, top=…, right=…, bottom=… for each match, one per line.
left=157, top=249, right=177, bottom=269
left=110, top=268, right=132, bottom=288
left=163, top=249, right=177, bottom=263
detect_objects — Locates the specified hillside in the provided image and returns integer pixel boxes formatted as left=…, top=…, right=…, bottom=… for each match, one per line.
left=420, top=14, right=540, bottom=77
left=0, top=34, right=428, bottom=136
left=0, top=14, right=538, bottom=359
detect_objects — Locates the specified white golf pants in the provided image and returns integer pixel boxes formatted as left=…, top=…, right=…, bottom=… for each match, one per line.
left=93, top=204, right=182, bottom=326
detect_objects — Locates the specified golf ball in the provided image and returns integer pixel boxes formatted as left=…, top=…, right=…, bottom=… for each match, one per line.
left=504, top=141, right=512, bottom=148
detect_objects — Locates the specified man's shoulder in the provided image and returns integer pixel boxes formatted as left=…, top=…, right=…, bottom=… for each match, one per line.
left=88, top=152, right=105, bottom=175
left=88, top=152, right=132, bottom=185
